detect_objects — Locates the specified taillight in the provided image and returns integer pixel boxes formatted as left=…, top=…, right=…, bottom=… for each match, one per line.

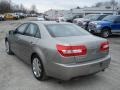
left=100, top=41, right=109, bottom=52
left=56, top=44, right=87, bottom=57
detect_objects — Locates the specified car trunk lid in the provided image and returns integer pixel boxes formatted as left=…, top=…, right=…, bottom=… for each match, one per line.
left=55, top=35, right=108, bottom=63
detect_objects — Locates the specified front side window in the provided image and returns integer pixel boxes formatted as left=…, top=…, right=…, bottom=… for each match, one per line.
left=45, top=24, right=90, bottom=37
left=35, top=30, right=41, bottom=38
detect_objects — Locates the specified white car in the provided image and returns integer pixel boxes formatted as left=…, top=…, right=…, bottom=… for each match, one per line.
left=73, top=18, right=84, bottom=24
left=57, top=16, right=66, bottom=22
left=37, top=16, right=45, bottom=21
left=0, top=14, right=5, bottom=20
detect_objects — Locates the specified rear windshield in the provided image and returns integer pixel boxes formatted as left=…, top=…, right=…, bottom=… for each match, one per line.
left=84, top=15, right=107, bottom=21
left=45, top=24, right=90, bottom=37
left=84, top=14, right=93, bottom=19
left=89, top=15, right=100, bottom=21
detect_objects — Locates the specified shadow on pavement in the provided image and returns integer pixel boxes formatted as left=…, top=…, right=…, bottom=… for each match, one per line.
left=46, top=73, right=104, bottom=85
left=109, top=34, right=120, bottom=38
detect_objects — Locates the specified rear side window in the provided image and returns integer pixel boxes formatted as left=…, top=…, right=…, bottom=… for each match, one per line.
left=35, top=30, right=41, bottom=38
left=25, top=24, right=40, bottom=37
left=16, top=23, right=28, bottom=34
left=45, top=24, right=90, bottom=37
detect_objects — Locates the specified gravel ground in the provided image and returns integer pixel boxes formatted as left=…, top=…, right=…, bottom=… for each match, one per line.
left=0, top=18, right=120, bottom=90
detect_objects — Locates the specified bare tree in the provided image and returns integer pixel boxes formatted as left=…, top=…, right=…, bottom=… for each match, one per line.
left=0, top=0, right=12, bottom=14
left=0, top=0, right=31, bottom=14
left=110, top=0, right=118, bottom=14
left=30, top=5, right=37, bottom=14
left=76, top=6, right=80, bottom=9
left=95, top=2, right=103, bottom=7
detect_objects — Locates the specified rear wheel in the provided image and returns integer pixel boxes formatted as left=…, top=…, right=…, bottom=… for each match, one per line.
left=32, top=55, right=47, bottom=81
left=101, top=29, right=111, bottom=38
left=5, top=40, right=14, bottom=55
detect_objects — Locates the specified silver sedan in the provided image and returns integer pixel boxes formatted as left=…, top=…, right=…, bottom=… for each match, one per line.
left=5, top=21, right=111, bottom=81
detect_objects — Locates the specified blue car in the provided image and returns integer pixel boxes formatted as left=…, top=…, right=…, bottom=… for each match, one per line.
left=88, top=15, right=120, bottom=37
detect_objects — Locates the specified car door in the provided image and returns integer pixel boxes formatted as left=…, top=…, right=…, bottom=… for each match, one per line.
left=18, top=23, right=41, bottom=63
left=111, top=16, right=120, bottom=33
left=10, top=23, right=29, bottom=56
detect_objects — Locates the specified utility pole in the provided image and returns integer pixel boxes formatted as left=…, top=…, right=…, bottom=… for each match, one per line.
left=8, top=0, right=11, bottom=12
left=111, top=0, right=116, bottom=15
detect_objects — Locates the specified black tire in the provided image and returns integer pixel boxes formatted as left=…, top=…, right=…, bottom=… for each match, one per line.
left=31, top=55, right=47, bottom=81
left=5, top=40, right=14, bottom=55
left=101, top=29, right=111, bottom=38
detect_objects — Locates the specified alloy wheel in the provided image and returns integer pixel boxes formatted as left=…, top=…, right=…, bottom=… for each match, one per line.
left=32, top=58, right=42, bottom=78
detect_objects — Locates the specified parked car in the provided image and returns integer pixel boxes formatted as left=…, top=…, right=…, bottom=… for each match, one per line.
left=37, top=16, right=45, bottom=21
left=15, top=13, right=26, bottom=19
left=73, top=14, right=93, bottom=24
left=73, top=14, right=108, bottom=30
left=0, top=14, right=5, bottom=21
left=31, top=14, right=37, bottom=17
left=12, top=13, right=20, bottom=19
left=5, top=21, right=111, bottom=81
left=4, top=13, right=19, bottom=20
left=64, top=14, right=82, bottom=23
left=88, top=15, right=120, bottom=38
left=56, top=16, right=66, bottom=22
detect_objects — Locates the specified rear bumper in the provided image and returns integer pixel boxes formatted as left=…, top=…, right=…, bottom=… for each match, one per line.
left=47, top=55, right=111, bottom=80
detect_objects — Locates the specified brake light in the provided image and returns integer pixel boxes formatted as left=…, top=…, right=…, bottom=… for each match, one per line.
left=56, top=44, right=87, bottom=57
left=100, top=41, right=109, bottom=52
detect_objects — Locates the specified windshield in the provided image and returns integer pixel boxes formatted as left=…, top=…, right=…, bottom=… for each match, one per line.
left=64, top=14, right=73, bottom=19
left=102, top=15, right=117, bottom=22
left=97, top=15, right=107, bottom=20
left=45, top=24, right=90, bottom=37
left=38, top=15, right=44, bottom=18
left=84, top=15, right=107, bottom=21
left=89, top=15, right=100, bottom=21
left=84, top=14, right=93, bottom=19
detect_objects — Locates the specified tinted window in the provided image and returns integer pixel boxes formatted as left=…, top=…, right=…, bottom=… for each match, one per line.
left=84, top=14, right=94, bottom=19
left=25, top=24, right=39, bottom=37
left=97, top=15, right=107, bottom=20
left=45, top=24, right=90, bottom=37
left=35, top=30, right=41, bottom=38
left=74, top=15, right=82, bottom=19
left=115, top=16, right=120, bottom=23
left=102, top=15, right=117, bottom=22
left=17, top=24, right=28, bottom=34
left=89, top=15, right=100, bottom=21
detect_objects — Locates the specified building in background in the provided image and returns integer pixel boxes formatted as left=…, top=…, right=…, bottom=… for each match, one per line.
left=44, top=4, right=120, bottom=20
left=44, top=9, right=71, bottom=20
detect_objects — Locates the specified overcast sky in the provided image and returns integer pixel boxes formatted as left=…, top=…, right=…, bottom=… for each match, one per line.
left=12, top=0, right=120, bottom=12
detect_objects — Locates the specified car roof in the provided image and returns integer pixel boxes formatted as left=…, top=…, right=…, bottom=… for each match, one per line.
left=107, top=15, right=120, bottom=16
left=28, top=21, right=71, bottom=25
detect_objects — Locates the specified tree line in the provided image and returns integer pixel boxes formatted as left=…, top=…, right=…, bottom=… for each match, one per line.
left=0, top=0, right=37, bottom=14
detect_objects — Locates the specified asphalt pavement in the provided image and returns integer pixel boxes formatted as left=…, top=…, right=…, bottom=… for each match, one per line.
left=0, top=17, right=120, bottom=90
